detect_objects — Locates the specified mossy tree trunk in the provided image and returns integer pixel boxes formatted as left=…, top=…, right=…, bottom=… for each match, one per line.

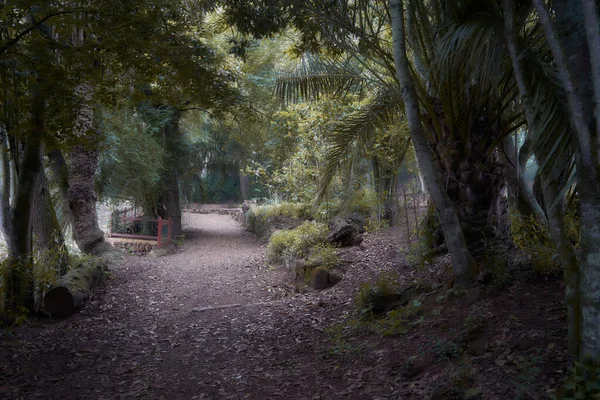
left=66, top=84, right=112, bottom=255
left=32, top=155, right=69, bottom=277
left=44, top=258, right=108, bottom=318
left=2, top=85, right=45, bottom=316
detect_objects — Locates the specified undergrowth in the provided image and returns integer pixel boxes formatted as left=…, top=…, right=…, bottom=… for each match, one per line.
left=510, top=212, right=560, bottom=275
left=267, top=221, right=329, bottom=265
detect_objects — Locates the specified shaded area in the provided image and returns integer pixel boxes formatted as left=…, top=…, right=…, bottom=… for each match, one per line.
left=0, top=213, right=568, bottom=399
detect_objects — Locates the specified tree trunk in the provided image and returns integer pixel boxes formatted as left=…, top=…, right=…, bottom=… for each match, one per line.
left=533, top=0, right=600, bottom=359
left=505, top=0, right=582, bottom=355
left=432, top=133, right=508, bottom=258
left=164, top=170, right=182, bottom=236
left=44, top=258, right=108, bottom=317
left=66, top=84, right=111, bottom=255
left=0, top=132, right=12, bottom=243
left=47, top=149, right=71, bottom=227
left=157, top=109, right=183, bottom=237
left=240, top=173, right=250, bottom=201
left=4, top=86, right=45, bottom=316
left=389, top=0, right=476, bottom=287
left=32, top=156, right=69, bottom=277
left=502, top=136, right=548, bottom=227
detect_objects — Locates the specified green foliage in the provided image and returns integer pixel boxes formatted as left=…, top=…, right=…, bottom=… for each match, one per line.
left=345, top=188, right=379, bottom=216
left=174, top=235, right=186, bottom=247
left=564, top=209, right=581, bottom=248
left=510, top=212, right=560, bottom=275
left=267, top=221, right=329, bottom=264
left=372, top=299, right=422, bottom=337
left=201, top=170, right=241, bottom=203
left=0, top=241, right=74, bottom=323
left=306, top=244, right=339, bottom=270
left=324, top=323, right=357, bottom=356
left=550, top=359, right=600, bottom=400
left=510, top=349, right=543, bottom=400
left=435, top=338, right=464, bottom=361
left=97, top=106, right=169, bottom=212
left=405, top=237, right=435, bottom=269
left=354, top=274, right=400, bottom=320
left=246, top=202, right=315, bottom=234
left=365, top=219, right=389, bottom=233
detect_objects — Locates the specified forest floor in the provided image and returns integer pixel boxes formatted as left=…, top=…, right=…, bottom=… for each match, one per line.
left=1, top=211, right=570, bottom=399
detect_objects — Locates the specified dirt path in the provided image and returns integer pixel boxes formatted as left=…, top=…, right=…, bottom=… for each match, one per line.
left=1, top=213, right=402, bottom=400
left=1, top=212, right=569, bottom=399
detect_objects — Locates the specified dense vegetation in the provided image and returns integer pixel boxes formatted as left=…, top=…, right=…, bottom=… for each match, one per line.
left=2, top=0, right=600, bottom=396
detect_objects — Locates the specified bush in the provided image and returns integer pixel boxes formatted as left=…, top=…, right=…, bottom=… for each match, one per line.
left=247, top=202, right=314, bottom=226
left=510, top=212, right=559, bottom=274
left=354, top=274, right=400, bottom=320
left=267, top=221, right=329, bottom=264
left=346, top=188, right=378, bottom=216
left=306, top=244, right=339, bottom=270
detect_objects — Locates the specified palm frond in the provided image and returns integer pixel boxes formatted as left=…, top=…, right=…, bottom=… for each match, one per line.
left=316, top=88, right=407, bottom=200
left=275, top=53, right=374, bottom=105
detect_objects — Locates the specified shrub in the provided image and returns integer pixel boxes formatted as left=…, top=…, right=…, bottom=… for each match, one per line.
left=354, top=274, right=400, bottom=320
left=246, top=202, right=315, bottom=235
left=306, top=244, right=339, bottom=270
left=346, top=188, right=378, bottom=216
left=510, top=212, right=560, bottom=274
left=267, top=221, right=329, bottom=264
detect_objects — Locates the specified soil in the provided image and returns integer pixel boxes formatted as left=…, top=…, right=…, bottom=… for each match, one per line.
left=0, top=211, right=570, bottom=399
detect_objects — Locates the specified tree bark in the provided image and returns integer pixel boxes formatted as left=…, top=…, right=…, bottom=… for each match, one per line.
left=4, top=86, right=45, bottom=315
left=158, top=109, right=183, bottom=237
left=44, top=258, right=108, bottom=317
left=502, top=136, right=547, bottom=227
left=389, top=0, right=476, bottom=287
left=0, top=132, right=12, bottom=243
left=505, top=0, right=582, bottom=355
left=66, top=84, right=111, bottom=255
left=32, top=156, right=69, bottom=277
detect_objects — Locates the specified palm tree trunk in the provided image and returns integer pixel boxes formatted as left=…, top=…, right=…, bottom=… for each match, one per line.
left=505, top=0, right=581, bottom=355
left=389, top=0, right=476, bottom=287
left=534, top=0, right=600, bottom=358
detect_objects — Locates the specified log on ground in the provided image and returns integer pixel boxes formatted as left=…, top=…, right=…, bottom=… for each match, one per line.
left=44, top=258, right=109, bottom=318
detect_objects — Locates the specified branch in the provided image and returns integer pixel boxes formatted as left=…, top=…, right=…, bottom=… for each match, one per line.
left=0, top=9, right=88, bottom=56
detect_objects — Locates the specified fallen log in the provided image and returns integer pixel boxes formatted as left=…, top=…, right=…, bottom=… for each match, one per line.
left=44, top=258, right=109, bottom=318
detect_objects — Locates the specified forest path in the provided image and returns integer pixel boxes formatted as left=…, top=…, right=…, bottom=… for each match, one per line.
left=2, top=212, right=405, bottom=399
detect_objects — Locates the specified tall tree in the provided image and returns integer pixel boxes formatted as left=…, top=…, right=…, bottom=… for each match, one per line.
left=532, top=0, right=600, bottom=359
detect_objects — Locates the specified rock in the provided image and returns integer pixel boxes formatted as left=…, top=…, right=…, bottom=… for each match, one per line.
left=310, top=268, right=331, bottom=290
left=327, top=217, right=361, bottom=247
left=346, top=213, right=366, bottom=233
left=328, top=270, right=343, bottom=285
left=148, top=247, right=169, bottom=258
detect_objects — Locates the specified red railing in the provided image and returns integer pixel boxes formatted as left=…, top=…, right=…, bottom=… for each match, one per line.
left=109, top=216, right=173, bottom=247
